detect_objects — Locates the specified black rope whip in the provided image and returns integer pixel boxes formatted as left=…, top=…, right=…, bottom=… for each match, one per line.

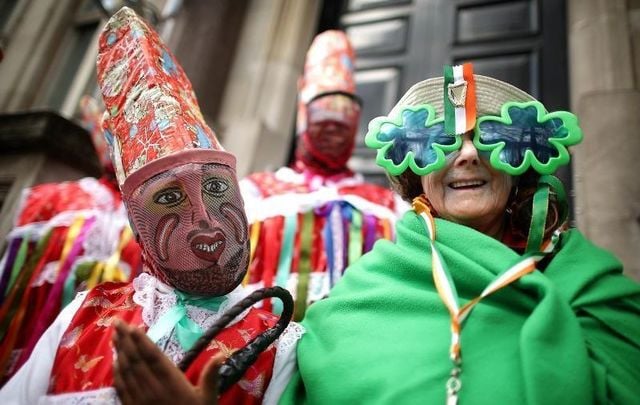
left=177, top=286, right=293, bottom=394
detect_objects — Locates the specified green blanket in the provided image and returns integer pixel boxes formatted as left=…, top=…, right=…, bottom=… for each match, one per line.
left=280, top=211, right=640, bottom=404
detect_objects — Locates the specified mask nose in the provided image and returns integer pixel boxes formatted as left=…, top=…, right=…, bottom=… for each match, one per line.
left=190, top=196, right=213, bottom=224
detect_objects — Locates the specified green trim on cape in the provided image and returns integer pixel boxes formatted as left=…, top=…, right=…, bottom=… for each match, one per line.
left=280, top=211, right=640, bottom=404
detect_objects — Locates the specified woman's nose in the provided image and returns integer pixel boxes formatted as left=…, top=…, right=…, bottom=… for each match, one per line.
left=454, top=134, right=479, bottom=167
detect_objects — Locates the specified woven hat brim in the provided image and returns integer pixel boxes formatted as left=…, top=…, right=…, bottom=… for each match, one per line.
left=389, top=75, right=536, bottom=118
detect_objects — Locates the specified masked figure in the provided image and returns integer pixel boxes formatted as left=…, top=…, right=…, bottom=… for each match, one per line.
left=0, top=94, right=142, bottom=386
left=241, top=31, right=406, bottom=318
left=0, top=7, right=301, bottom=404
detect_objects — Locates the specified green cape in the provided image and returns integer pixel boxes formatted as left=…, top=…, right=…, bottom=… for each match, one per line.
left=280, top=211, right=640, bottom=404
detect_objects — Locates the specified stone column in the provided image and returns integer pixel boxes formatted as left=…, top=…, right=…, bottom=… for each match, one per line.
left=0, top=0, right=81, bottom=111
left=569, top=0, right=640, bottom=278
left=216, top=0, right=321, bottom=177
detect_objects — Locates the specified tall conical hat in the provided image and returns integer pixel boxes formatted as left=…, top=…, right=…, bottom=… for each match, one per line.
left=297, top=30, right=357, bottom=135
left=96, top=7, right=233, bottom=192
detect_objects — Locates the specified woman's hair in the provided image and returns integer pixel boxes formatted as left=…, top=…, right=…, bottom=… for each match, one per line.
left=389, top=169, right=563, bottom=241
left=388, top=171, right=423, bottom=204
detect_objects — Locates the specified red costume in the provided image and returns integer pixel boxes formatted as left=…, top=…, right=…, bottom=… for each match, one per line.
left=0, top=7, right=302, bottom=404
left=241, top=31, right=405, bottom=318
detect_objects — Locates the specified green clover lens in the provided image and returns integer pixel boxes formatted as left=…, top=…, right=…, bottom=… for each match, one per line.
left=365, top=105, right=460, bottom=176
left=474, top=101, right=583, bottom=176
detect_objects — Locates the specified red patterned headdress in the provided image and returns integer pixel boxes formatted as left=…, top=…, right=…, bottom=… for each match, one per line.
left=296, top=30, right=357, bottom=135
left=96, top=7, right=233, bottom=192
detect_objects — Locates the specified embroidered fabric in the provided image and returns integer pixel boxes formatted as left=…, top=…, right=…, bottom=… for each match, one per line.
left=131, top=272, right=252, bottom=363
left=40, top=387, right=118, bottom=405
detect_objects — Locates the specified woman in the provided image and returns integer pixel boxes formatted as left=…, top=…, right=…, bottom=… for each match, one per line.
left=278, top=65, right=640, bottom=404
left=112, top=66, right=640, bottom=404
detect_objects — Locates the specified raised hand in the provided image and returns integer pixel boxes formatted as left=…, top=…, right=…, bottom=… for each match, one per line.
left=112, top=320, right=222, bottom=405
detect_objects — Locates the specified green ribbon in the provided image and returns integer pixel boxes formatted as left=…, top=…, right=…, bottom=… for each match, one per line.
left=443, top=64, right=456, bottom=135
left=0, top=230, right=52, bottom=341
left=62, top=261, right=96, bottom=308
left=6, top=235, right=30, bottom=294
left=273, top=214, right=298, bottom=314
left=146, top=290, right=226, bottom=351
left=526, top=175, right=568, bottom=254
left=348, top=208, right=363, bottom=266
left=294, top=211, right=315, bottom=321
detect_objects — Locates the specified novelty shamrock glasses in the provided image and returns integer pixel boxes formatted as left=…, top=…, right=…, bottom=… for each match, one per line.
left=365, top=100, right=583, bottom=177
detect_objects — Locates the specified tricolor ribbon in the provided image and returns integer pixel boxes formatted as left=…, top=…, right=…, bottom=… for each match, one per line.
left=444, top=63, right=477, bottom=135
left=412, top=196, right=557, bottom=404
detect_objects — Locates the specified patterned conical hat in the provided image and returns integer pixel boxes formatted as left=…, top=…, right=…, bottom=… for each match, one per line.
left=297, top=30, right=357, bottom=135
left=96, top=7, right=232, bottom=190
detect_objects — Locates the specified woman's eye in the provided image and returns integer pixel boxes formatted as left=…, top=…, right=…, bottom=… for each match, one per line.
left=203, top=178, right=229, bottom=195
left=153, top=188, right=185, bottom=205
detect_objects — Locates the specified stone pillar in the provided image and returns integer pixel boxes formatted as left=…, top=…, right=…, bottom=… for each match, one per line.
left=216, top=0, right=321, bottom=177
left=569, top=0, right=640, bottom=278
left=0, top=0, right=81, bottom=112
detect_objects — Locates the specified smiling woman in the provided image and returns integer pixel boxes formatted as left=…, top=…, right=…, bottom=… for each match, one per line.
left=420, top=133, right=513, bottom=238
left=280, top=63, right=640, bottom=404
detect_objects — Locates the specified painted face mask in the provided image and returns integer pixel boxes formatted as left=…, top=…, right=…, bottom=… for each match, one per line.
left=298, top=93, right=361, bottom=171
left=125, top=162, right=249, bottom=296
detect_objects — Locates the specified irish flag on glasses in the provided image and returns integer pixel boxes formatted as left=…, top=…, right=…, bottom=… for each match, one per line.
left=444, top=63, right=477, bottom=135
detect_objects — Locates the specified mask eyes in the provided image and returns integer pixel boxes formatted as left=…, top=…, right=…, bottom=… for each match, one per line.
left=202, top=178, right=229, bottom=196
left=153, top=187, right=185, bottom=206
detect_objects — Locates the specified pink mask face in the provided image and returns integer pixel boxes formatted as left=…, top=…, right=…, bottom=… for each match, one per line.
left=298, top=94, right=361, bottom=171
left=126, top=162, right=248, bottom=296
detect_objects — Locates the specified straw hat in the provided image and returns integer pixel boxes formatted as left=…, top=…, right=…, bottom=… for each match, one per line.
left=390, top=75, right=535, bottom=118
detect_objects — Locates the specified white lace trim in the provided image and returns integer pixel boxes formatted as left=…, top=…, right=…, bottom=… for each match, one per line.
left=275, top=322, right=304, bottom=362
left=242, top=181, right=398, bottom=224
left=31, top=261, right=60, bottom=287
left=131, top=272, right=251, bottom=364
left=77, top=178, right=116, bottom=212
left=81, top=211, right=130, bottom=262
left=39, top=387, right=118, bottom=405
left=246, top=272, right=330, bottom=306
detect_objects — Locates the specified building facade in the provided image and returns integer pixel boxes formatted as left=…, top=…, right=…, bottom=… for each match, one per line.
left=0, top=0, right=638, bottom=279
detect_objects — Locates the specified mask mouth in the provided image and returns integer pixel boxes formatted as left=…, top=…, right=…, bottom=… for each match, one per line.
left=190, top=232, right=225, bottom=262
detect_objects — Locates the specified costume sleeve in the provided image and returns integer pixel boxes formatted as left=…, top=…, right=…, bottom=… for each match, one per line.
left=262, top=322, right=305, bottom=405
left=0, top=292, right=87, bottom=404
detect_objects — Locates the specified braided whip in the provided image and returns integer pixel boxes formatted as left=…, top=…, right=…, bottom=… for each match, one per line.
left=177, top=286, right=293, bottom=393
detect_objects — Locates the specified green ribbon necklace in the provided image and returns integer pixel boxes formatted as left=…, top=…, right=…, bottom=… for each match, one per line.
left=146, top=289, right=227, bottom=351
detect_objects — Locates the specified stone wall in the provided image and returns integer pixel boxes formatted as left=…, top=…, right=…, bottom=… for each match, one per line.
left=569, top=0, right=640, bottom=279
